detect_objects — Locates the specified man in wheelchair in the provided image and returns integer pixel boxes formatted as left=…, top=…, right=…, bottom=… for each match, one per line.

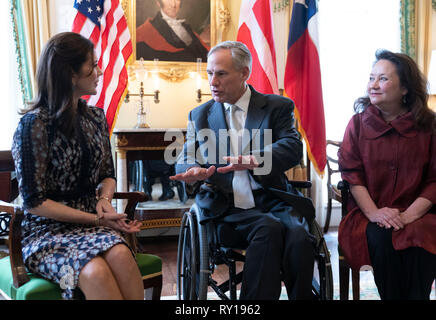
left=170, top=41, right=317, bottom=300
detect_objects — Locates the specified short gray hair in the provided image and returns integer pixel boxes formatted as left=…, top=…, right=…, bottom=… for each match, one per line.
left=208, top=41, right=252, bottom=76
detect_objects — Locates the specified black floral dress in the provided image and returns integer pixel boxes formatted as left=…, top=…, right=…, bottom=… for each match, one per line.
left=11, top=105, right=130, bottom=299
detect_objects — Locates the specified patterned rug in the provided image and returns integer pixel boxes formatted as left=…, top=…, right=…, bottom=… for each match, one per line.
left=332, top=281, right=436, bottom=300
left=162, top=281, right=436, bottom=300
left=333, top=281, right=381, bottom=300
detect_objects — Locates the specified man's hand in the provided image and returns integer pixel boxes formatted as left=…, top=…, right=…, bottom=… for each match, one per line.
left=170, top=166, right=216, bottom=184
left=216, top=155, right=259, bottom=174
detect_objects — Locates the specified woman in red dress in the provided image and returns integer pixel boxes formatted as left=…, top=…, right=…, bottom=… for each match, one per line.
left=338, top=50, right=436, bottom=300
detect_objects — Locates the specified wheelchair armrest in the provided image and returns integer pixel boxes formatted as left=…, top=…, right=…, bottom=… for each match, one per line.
left=0, top=201, right=29, bottom=288
left=288, top=180, right=312, bottom=189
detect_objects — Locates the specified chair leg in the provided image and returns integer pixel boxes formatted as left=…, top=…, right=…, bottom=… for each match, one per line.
left=143, top=275, right=162, bottom=300
left=145, top=286, right=162, bottom=300
left=323, top=198, right=332, bottom=233
left=228, top=259, right=237, bottom=300
left=339, top=255, right=350, bottom=300
left=351, top=270, right=360, bottom=300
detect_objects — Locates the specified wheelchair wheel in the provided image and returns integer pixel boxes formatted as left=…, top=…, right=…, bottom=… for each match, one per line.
left=176, top=204, right=210, bottom=300
left=310, top=220, right=334, bottom=300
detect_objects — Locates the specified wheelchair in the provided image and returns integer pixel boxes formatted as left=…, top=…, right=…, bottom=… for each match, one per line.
left=176, top=187, right=334, bottom=300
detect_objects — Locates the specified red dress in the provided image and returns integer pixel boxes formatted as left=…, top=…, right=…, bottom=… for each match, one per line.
left=338, top=105, right=436, bottom=271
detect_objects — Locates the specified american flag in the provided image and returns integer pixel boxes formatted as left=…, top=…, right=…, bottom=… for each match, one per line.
left=236, top=0, right=278, bottom=95
left=72, top=0, right=132, bottom=134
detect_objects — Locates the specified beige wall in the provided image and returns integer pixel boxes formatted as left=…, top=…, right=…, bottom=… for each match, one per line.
left=116, top=73, right=211, bottom=129
left=432, top=9, right=436, bottom=51
left=226, top=0, right=241, bottom=41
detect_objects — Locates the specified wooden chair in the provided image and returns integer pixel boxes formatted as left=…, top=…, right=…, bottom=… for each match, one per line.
left=336, top=180, right=361, bottom=300
left=323, top=140, right=342, bottom=233
left=0, top=150, right=162, bottom=300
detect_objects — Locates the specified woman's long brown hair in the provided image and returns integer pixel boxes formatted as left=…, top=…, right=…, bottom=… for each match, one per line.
left=22, top=32, right=94, bottom=138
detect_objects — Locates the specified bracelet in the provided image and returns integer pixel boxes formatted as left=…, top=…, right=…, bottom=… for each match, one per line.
left=95, top=215, right=100, bottom=227
left=96, top=195, right=111, bottom=202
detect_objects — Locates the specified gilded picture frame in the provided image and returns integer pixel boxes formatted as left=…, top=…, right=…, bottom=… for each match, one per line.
left=121, top=0, right=230, bottom=82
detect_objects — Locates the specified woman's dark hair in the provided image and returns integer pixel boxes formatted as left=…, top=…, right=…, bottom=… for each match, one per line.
left=354, top=49, right=435, bottom=131
left=23, top=32, right=95, bottom=137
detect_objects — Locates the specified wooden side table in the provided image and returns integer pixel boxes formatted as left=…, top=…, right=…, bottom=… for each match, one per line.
left=113, top=128, right=187, bottom=230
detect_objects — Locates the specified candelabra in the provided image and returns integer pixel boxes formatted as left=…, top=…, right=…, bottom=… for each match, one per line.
left=195, top=58, right=212, bottom=102
left=125, top=58, right=160, bottom=128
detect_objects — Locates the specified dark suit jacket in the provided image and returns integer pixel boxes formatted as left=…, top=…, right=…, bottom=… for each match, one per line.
left=176, top=86, right=315, bottom=223
left=136, top=12, right=209, bottom=62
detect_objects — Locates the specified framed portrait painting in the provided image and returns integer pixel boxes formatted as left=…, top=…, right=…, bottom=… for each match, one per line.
left=123, top=0, right=228, bottom=62
left=136, top=0, right=210, bottom=63
left=122, top=0, right=229, bottom=80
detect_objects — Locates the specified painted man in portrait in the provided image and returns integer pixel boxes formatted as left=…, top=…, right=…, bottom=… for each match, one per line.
left=136, top=0, right=210, bottom=62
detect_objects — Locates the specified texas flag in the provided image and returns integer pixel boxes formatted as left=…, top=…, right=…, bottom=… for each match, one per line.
left=237, top=0, right=279, bottom=94
left=284, top=0, right=326, bottom=176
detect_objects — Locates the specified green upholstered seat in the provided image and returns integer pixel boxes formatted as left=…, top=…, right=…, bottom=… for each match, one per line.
left=0, top=253, right=162, bottom=300
left=136, top=253, right=162, bottom=278
left=0, top=257, right=62, bottom=300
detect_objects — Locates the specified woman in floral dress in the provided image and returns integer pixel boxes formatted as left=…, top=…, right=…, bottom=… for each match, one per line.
left=12, top=32, right=144, bottom=299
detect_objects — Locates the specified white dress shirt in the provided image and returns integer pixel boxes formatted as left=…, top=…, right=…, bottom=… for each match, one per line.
left=224, top=86, right=261, bottom=191
left=160, top=10, right=192, bottom=47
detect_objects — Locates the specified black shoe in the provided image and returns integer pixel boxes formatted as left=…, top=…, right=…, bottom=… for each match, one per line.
left=144, top=178, right=153, bottom=198
left=174, top=181, right=188, bottom=203
left=159, top=188, right=175, bottom=201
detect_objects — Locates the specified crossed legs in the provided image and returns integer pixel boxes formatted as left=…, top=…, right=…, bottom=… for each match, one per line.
left=78, top=244, right=144, bottom=300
